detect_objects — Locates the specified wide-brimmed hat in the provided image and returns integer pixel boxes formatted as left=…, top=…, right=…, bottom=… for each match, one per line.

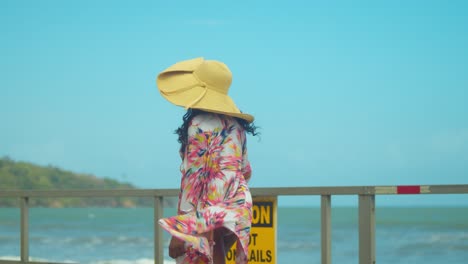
left=156, top=57, right=254, bottom=123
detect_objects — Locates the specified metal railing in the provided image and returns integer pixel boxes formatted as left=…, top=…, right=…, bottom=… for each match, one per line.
left=1, top=184, right=468, bottom=264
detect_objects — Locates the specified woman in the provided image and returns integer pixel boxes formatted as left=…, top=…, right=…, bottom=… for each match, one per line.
left=156, top=57, right=258, bottom=264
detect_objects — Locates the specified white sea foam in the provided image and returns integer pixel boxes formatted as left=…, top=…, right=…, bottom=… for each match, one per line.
left=0, top=256, right=176, bottom=264
left=28, top=235, right=152, bottom=247
left=427, top=232, right=468, bottom=244
left=0, top=256, right=18, bottom=261
left=89, top=258, right=174, bottom=264
left=0, top=256, right=76, bottom=263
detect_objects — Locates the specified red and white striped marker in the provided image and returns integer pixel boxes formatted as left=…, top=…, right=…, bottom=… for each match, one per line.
left=375, top=185, right=430, bottom=194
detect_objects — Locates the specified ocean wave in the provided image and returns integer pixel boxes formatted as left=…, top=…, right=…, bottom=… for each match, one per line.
left=402, top=231, right=468, bottom=245
left=29, top=235, right=152, bottom=247
left=0, top=256, right=76, bottom=263
left=427, top=232, right=468, bottom=243
left=277, top=240, right=319, bottom=250
left=393, top=231, right=468, bottom=255
left=0, top=256, right=20, bottom=261
left=0, top=256, right=176, bottom=264
left=89, top=258, right=175, bottom=264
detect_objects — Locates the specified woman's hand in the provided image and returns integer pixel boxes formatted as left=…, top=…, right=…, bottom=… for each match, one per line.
left=169, top=236, right=185, bottom=259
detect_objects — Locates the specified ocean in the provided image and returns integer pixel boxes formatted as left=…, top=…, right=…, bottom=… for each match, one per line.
left=1, top=206, right=468, bottom=264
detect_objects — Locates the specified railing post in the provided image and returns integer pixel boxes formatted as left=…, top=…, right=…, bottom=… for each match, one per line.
left=359, top=195, right=375, bottom=264
left=21, top=196, right=29, bottom=263
left=321, top=195, right=331, bottom=264
left=154, top=196, right=164, bottom=264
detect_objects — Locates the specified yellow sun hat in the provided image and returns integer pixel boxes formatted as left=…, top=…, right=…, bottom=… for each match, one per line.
left=156, top=57, right=254, bottom=123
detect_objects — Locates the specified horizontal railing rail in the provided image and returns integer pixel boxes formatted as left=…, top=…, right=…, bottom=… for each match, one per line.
left=1, top=184, right=467, bottom=264
left=2, top=184, right=468, bottom=198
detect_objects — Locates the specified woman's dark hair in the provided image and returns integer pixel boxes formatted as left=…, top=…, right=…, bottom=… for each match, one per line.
left=175, top=109, right=259, bottom=153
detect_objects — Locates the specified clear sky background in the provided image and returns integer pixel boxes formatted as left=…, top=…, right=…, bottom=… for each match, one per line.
left=1, top=0, right=467, bottom=206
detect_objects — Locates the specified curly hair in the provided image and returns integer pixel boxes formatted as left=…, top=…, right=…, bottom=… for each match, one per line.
left=175, top=109, right=259, bottom=153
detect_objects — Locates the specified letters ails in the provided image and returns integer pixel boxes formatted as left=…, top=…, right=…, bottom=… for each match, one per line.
left=226, top=201, right=275, bottom=263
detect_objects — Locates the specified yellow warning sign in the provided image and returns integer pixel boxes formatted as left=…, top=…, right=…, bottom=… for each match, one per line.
left=226, top=196, right=277, bottom=264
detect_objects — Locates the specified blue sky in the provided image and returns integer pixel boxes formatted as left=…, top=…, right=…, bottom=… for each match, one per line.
left=1, top=0, right=467, bottom=206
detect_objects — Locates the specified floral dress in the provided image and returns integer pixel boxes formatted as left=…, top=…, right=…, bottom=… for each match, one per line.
left=158, top=112, right=253, bottom=264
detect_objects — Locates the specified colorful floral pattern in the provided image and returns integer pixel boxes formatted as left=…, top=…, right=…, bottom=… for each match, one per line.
left=159, top=113, right=253, bottom=264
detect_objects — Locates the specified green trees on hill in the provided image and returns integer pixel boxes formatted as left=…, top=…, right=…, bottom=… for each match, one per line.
left=0, top=156, right=152, bottom=207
